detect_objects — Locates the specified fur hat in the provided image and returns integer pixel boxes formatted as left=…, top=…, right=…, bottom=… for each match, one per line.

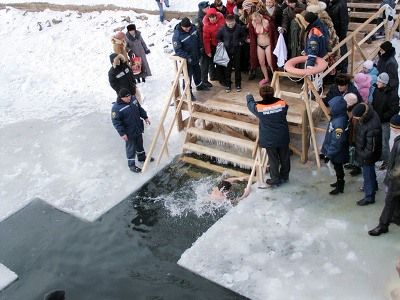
left=377, top=72, right=390, bottom=85
left=304, top=12, right=318, bottom=24
left=390, top=114, right=400, bottom=129
left=344, top=93, right=358, bottom=108
left=306, top=0, right=327, bottom=13
left=363, top=60, right=374, bottom=70
left=181, top=17, right=192, bottom=27
left=380, top=41, right=393, bottom=52
left=119, top=88, right=131, bottom=98
left=127, top=24, right=136, bottom=31
left=352, top=103, right=367, bottom=118
left=113, top=31, right=125, bottom=41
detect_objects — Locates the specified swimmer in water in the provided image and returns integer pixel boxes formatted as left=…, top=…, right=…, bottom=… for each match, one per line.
left=210, top=176, right=251, bottom=204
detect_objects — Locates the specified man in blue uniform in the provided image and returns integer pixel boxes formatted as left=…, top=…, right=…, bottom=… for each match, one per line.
left=111, top=88, right=152, bottom=173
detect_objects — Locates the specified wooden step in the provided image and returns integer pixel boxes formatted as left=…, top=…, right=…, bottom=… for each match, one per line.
left=187, top=127, right=256, bottom=150
left=183, top=142, right=254, bottom=168
left=192, top=112, right=259, bottom=132
left=197, top=99, right=252, bottom=116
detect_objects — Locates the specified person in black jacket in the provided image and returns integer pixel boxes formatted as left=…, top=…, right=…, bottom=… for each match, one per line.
left=247, top=85, right=290, bottom=187
left=212, top=0, right=227, bottom=16
left=327, top=0, right=349, bottom=73
left=320, top=96, right=350, bottom=195
left=108, top=53, right=136, bottom=95
left=172, top=17, right=209, bottom=100
left=368, top=114, right=400, bottom=236
left=377, top=41, right=399, bottom=91
left=352, top=103, right=383, bottom=206
left=265, top=0, right=283, bottom=29
left=111, top=88, right=152, bottom=173
left=372, top=72, right=400, bottom=169
left=217, top=14, right=246, bottom=92
left=325, top=73, right=363, bottom=106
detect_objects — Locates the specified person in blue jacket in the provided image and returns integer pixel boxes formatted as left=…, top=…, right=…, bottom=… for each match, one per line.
left=247, top=85, right=290, bottom=187
left=172, top=17, right=209, bottom=100
left=303, top=12, right=328, bottom=68
left=320, top=96, right=350, bottom=195
left=111, top=88, right=152, bottom=173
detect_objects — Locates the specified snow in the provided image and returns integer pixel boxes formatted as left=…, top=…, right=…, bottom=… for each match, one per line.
left=0, top=264, right=17, bottom=291
left=0, top=7, right=184, bottom=222
left=179, top=163, right=400, bottom=300
left=0, top=0, right=198, bottom=12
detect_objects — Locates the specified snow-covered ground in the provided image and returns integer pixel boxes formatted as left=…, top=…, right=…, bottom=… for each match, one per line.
left=179, top=162, right=400, bottom=300
left=0, top=7, right=184, bottom=223
left=0, top=0, right=198, bottom=12
left=0, top=264, right=17, bottom=291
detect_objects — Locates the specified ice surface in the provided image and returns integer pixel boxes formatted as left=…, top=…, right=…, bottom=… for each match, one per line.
left=0, top=8, right=183, bottom=222
left=179, top=163, right=400, bottom=300
left=0, top=264, right=17, bottom=291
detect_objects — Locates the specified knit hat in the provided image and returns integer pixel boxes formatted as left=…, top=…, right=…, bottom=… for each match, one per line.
left=344, top=93, right=358, bottom=108
left=390, top=114, right=400, bottom=129
left=304, top=12, right=318, bottom=24
left=119, top=88, right=131, bottom=98
left=127, top=24, right=136, bottom=31
left=363, top=60, right=374, bottom=71
left=181, top=17, right=192, bottom=27
left=377, top=72, right=390, bottom=85
left=380, top=41, right=393, bottom=52
left=352, top=103, right=367, bottom=118
left=306, top=0, right=327, bottom=13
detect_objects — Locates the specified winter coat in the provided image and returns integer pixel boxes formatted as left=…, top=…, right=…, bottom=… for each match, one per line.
left=384, top=135, right=400, bottom=196
left=248, top=15, right=278, bottom=70
left=282, top=2, right=306, bottom=32
left=366, top=67, right=379, bottom=103
left=377, top=47, right=399, bottom=90
left=354, top=104, right=382, bottom=165
left=247, top=94, right=290, bottom=148
left=326, top=82, right=363, bottom=104
left=305, top=18, right=328, bottom=67
left=202, top=8, right=225, bottom=55
left=111, top=96, right=148, bottom=138
left=354, top=73, right=371, bottom=102
left=197, top=1, right=209, bottom=42
left=111, top=35, right=129, bottom=63
left=326, top=0, right=349, bottom=40
left=265, top=5, right=284, bottom=28
left=371, top=85, right=400, bottom=123
left=172, top=23, right=202, bottom=65
left=216, top=23, right=246, bottom=56
left=226, top=1, right=236, bottom=15
left=321, top=96, right=349, bottom=164
left=125, top=30, right=152, bottom=78
left=108, top=54, right=136, bottom=95
left=211, top=4, right=228, bottom=16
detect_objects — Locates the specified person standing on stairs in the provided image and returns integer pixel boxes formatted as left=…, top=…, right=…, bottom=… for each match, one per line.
left=247, top=85, right=290, bottom=188
left=320, top=96, right=350, bottom=195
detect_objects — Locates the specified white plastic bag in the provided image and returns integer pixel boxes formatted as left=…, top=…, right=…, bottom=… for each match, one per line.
left=213, top=42, right=230, bottom=67
left=273, top=33, right=287, bottom=68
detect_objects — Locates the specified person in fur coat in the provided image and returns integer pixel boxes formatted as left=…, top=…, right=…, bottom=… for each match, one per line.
left=354, top=72, right=371, bottom=103
left=111, top=31, right=129, bottom=63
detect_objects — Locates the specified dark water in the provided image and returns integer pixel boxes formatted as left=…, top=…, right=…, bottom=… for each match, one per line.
left=0, top=162, right=247, bottom=300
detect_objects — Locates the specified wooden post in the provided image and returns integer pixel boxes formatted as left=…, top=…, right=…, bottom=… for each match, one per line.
left=350, top=37, right=356, bottom=76
left=301, top=108, right=309, bottom=163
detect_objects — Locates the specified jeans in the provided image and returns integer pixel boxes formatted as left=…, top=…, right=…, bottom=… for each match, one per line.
left=266, top=145, right=291, bottom=183
left=223, top=51, right=242, bottom=88
left=126, top=134, right=145, bottom=168
left=381, top=122, right=390, bottom=163
left=362, top=164, right=377, bottom=200
left=157, top=0, right=169, bottom=22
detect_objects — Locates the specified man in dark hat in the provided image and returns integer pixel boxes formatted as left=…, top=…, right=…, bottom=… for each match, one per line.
left=172, top=17, right=209, bottom=100
left=111, top=88, right=152, bottom=173
left=352, top=103, right=382, bottom=206
left=377, top=41, right=399, bottom=91
left=303, top=11, right=328, bottom=67
left=368, top=114, right=400, bottom=236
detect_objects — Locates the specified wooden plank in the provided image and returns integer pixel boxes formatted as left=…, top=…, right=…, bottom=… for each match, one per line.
left=180, top=156, right=252, bottom=178
left=183, top=142, right=254, bottom=168
left=187, top=128, right=256, bottom=150
left=349, top=11, right=376, bottom=19
left=347, top=3, right=400, bottom=9
left=192, top=112, right=259, bottom=132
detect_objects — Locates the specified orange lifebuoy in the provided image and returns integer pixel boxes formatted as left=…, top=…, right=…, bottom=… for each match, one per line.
left=284, top=56, right=328, bottom=76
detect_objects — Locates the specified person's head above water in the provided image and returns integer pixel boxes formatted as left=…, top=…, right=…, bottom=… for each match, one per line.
left=217, top=180, right=232, bottom=192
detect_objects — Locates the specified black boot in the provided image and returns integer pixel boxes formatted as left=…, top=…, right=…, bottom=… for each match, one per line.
left=368, top=224, right=388, bottom=236
left=330, top=182, right=337, bottom=187
left=329, top=179, right=344, bottom=195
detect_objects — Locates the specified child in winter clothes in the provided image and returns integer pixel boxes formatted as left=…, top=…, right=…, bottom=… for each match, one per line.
left=354, top=72, right=371, bottom=102
left=362, top=60, right=379, bottom=103
left=320, top=96, right=350, bottom=195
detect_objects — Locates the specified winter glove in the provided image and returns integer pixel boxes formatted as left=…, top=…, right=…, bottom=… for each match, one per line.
left=277, top=27, right=285, bottom=34
left=324, top=157, right=330, bottom=163
left=319, top=153, right=329, bottom=163
left=145, top=49, right=151, bottom=54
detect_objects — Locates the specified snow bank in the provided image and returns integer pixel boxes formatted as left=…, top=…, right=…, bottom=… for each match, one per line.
left=0, top=264, right=17, bottom=291
left=0, top=7, right=184, bottom=222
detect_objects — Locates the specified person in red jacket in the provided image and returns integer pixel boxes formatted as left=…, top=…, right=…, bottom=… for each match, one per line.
left=226, top=0, right=236, bottom=15
left=201, top=7, right=225, bottom=87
